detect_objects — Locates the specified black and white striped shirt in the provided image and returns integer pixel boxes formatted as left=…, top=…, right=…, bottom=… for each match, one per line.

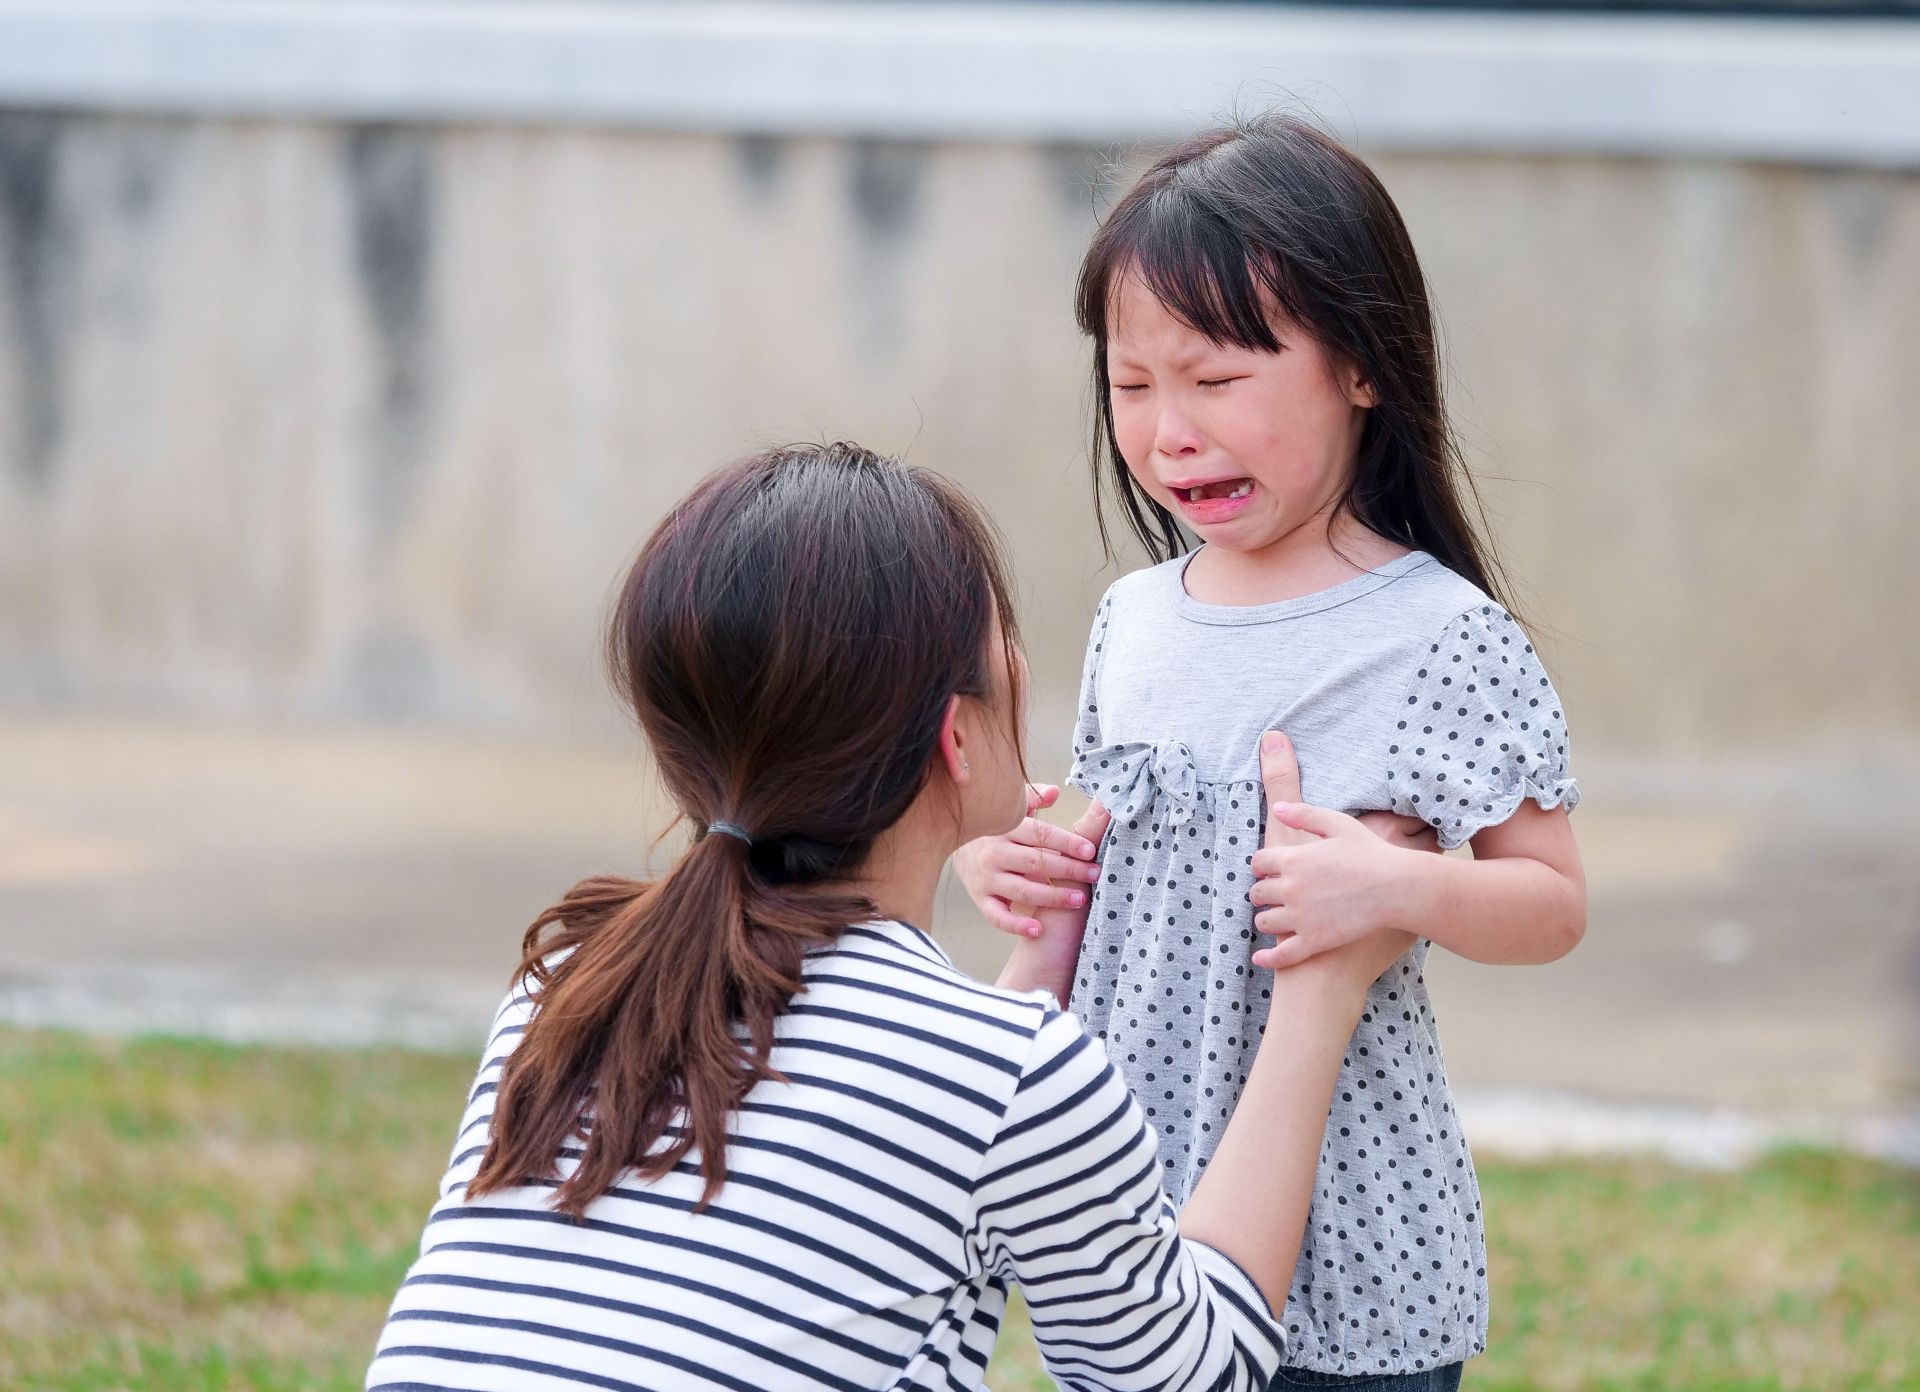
left=368, top=919, right=1287, bottom=1392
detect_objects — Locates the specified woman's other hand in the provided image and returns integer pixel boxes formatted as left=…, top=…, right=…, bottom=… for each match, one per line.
left=953, top=783, right=1105, bottom=938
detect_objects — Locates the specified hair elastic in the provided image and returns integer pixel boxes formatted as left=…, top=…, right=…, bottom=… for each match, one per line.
left=706, top=820, right=754, bottom=846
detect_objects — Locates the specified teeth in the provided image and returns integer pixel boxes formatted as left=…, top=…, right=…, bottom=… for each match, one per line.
left=1186, top=479, right=1253, bottom=503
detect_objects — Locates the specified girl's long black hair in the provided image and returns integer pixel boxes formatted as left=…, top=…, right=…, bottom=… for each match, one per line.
left=1076, top=112, right=1512, bottom=611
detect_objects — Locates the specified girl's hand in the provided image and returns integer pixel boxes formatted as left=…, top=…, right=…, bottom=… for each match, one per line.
left=954, top=784, right=1107, bottom=938
left=1249, top=731, right=1426, bottom=971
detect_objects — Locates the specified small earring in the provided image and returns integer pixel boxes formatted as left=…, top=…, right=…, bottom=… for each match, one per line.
left=962, top=761, right=971, bottom=773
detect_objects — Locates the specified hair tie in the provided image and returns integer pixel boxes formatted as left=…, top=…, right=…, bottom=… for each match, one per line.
left=706, top=820, right=754, bottom=846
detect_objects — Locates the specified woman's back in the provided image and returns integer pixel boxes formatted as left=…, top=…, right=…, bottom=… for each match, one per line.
left=364, top=443, right=1400, bottom=1392
left=368, top=918, right=1286, bottom=1392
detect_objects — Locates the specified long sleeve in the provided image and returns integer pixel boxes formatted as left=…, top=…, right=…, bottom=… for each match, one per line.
left=969, top=1011, right=1288, bottom=1392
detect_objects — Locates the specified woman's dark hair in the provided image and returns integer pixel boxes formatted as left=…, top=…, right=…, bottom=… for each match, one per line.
left=1076, top=111, right=1511, bottom=608
left=468, top=442, right=1022, bottom=1217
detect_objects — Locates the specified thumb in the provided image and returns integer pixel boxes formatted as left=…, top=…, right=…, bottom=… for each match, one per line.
left=1025, top=784, right=1061, bottom=815
left=1260, top=730, right=1310, bottom=847
left=1069, top=798, right=1110, bottom=849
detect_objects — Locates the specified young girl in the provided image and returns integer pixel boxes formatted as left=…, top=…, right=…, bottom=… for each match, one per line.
left=956, top=115, right=1586, bottom=1389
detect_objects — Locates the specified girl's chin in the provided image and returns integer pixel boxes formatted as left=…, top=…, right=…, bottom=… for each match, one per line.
left=1187, top=513, right=1310, bottom=558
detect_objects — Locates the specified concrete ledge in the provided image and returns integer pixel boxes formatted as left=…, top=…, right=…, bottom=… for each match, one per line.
left=0, top=0, right=1915, bottom=165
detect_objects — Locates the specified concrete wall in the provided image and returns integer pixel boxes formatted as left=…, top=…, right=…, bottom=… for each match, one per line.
left=2, top=107, right=1917, bottom=781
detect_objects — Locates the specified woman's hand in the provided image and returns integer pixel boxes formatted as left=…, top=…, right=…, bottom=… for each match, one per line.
left=1250, top=731, right=1428, bottom=972
left=954, top=784, right=1105, bottom=938
left=992, top=795, right=1112, bottom=1002
left=1353, top=809, right=1440, bottom=854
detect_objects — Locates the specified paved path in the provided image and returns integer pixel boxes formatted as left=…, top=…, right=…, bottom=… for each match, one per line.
left=4, top=715, right=1915, bottom=1161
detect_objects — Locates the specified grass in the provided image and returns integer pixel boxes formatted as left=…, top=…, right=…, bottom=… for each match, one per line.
left=1, top=1027, right=1915, bottom=1392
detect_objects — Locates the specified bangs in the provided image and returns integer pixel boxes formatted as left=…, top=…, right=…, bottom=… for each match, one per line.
left=1077, top=185, right=1293, bottom=354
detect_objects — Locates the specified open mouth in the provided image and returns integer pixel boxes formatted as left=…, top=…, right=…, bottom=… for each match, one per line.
left=1175, top=478, right=1254, bottom=504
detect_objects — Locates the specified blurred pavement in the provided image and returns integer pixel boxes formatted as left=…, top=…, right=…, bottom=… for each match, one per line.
left=3, top=713, right=1916, bottom=1162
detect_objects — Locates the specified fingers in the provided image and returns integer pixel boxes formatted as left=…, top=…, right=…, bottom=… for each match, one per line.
left=1259, top=731, right=1311, bottom=848
left=984, top=871, right=1087, bottom=912
left=1041, top=848, right=1104, bottom=883
left=970, top=797, right=1106, bottom=941
left=1266, top=799, right=1355, bottom=840
left=1248, top=845, right=1291, bottom=880
left=994, top=844, right=1099, bottom=884
left=999, top=841, right=1100, bottom=883
left=981, top=896, right=1044, bottom=939
left=1011, top=815, right=1101, bottom=863
left=1248, top=873, right=1289, bottom=908
left=1253, top=935, right=1319, bottom=971
left=1025, top=783, right=1061, bottom=814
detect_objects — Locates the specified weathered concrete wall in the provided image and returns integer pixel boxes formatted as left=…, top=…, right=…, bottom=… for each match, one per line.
left=1, top=110, right=1916, bottom=774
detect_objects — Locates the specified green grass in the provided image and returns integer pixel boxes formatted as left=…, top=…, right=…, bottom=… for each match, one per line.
left=2, top=1027, right=1915, bottom=1391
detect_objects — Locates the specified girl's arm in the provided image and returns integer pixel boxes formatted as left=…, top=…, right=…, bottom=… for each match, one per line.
left=1308, top=601, right=1585, bottom=966
left=1405, top=800, right=1585, bottom=964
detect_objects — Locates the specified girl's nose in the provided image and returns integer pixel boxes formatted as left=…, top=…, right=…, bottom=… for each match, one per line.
left=1154, top=408, right=1202, bottom=458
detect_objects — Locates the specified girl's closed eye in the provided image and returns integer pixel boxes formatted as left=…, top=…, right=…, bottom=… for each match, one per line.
left=1110, top=377, right=1243, bottom=393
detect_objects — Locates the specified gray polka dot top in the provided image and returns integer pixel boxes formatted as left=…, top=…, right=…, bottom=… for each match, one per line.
left=1066, top=550, right=1578, bottom=1377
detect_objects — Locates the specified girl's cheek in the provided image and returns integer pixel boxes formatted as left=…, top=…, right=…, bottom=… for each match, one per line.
left=1116, top=431, right=1156, bottom=488
left=1122, top=461, right=1159, bottom=505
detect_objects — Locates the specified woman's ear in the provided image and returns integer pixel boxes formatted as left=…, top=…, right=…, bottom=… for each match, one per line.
left=1346, top=361, right=1379, bottom=409
left=935, top=694, right=971, bottom=785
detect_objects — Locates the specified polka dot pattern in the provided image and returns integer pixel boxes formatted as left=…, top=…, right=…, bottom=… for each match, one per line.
left=1066, top=763, right=1488, bottom=1375
left=1059, top=588, right=1580, bottom=1375
left=1385, top=604, right=1578, bottom=851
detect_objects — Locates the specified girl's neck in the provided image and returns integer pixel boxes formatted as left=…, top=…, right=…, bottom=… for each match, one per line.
left=1182, top=508, right=1409, bottom=607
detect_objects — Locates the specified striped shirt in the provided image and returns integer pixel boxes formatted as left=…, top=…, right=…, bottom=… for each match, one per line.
left=368, top=919, right=1288, bottom=1392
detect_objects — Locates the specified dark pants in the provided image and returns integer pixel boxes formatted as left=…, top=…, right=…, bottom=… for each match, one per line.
left=1269, top=1362, right=1464, bottom=1392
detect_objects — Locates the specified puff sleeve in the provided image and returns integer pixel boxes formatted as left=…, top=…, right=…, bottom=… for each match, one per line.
left=1384, top=604, right=1579, bottom=850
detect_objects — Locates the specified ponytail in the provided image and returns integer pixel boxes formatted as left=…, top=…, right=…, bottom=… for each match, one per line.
left=464, top=443, right=1023, bottom=1217
left=469, top=833, right=873, bottom=1216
